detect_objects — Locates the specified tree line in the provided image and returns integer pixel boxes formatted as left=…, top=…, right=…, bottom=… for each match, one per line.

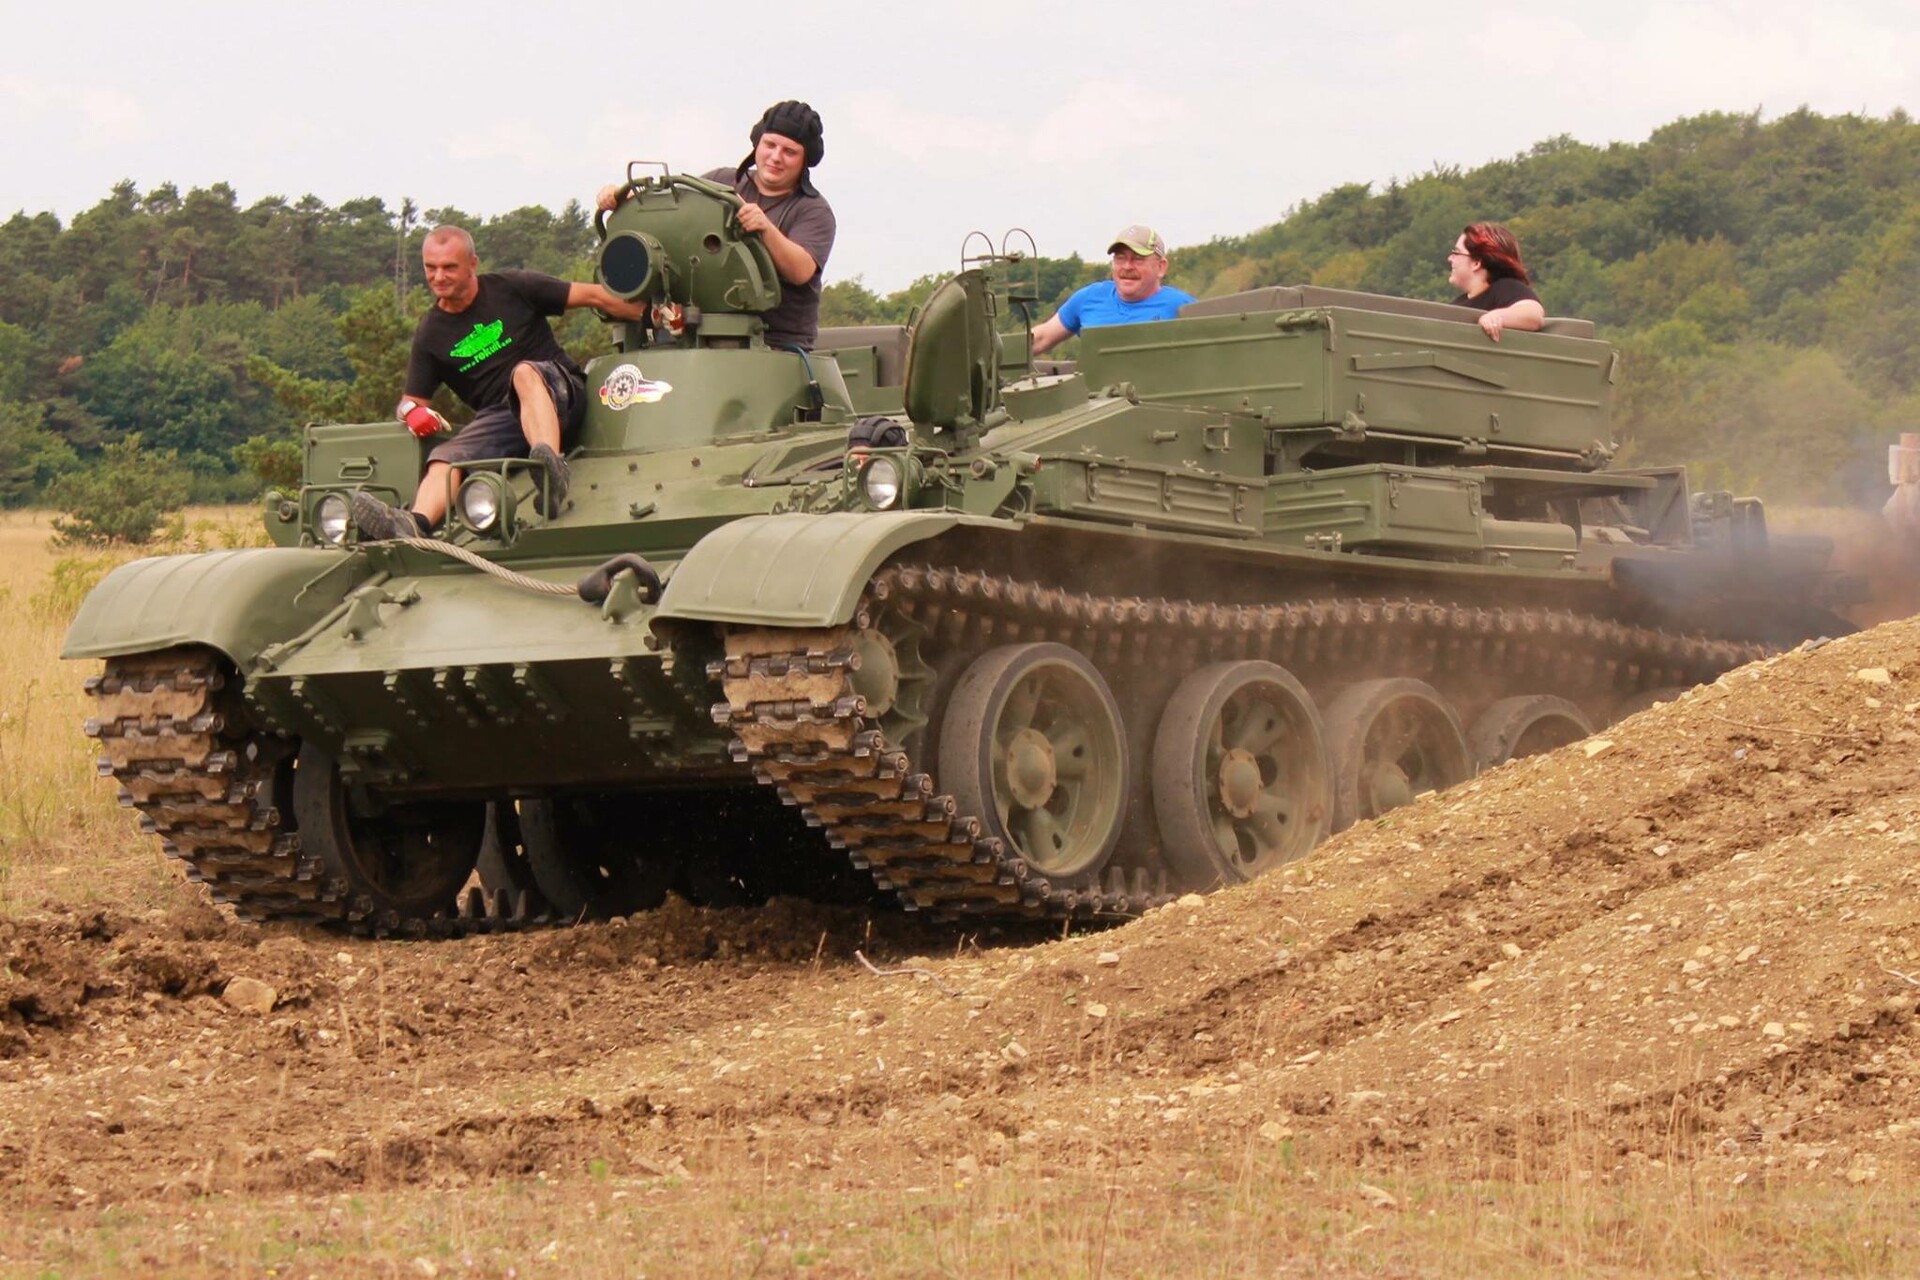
left=1, top=107, right=1915, bottom=524
left=0, top=182, right=601, bottom=509
left=827, top=108, right=1920, bottom=505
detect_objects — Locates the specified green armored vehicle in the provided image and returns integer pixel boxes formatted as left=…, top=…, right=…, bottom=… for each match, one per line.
left=65, top=172, right=1857, bottom=930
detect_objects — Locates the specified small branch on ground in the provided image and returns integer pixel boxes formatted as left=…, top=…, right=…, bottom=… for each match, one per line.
left=1702, top=712, right=1842, bottom=740
left=855, top=949, right=966, bottom=998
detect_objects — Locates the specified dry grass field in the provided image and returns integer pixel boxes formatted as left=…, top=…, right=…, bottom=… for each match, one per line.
left=3, top=505, right=1918, bottom=1278
left=0, top=509, right=269, bottom=918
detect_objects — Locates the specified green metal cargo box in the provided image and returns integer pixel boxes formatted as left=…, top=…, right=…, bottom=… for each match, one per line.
left=1075, top=294, right=1616, bottom=461
left=303, top=421, right=433, bottom=508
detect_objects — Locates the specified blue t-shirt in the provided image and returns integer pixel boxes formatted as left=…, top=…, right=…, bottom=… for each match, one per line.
left=1055, top=280, right=1196, bottom=335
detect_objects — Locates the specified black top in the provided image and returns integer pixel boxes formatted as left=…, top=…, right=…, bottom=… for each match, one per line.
left=1453, top=276, right=1541, bottom=312
left=703, top=167, right=837, bottom=350
left=405, top=271, right=578, bottom=410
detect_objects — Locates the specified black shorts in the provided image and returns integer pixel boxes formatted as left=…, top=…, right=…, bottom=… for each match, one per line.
left=428, top=359, right=586, bottom=467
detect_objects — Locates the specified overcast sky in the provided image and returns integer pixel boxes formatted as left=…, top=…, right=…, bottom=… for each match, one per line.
left=2, top=1, right=1914, bottom=292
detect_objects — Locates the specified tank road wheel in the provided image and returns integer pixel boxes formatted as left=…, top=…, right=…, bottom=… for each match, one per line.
left=851, top=611, right=936, bottom=753
left=940, top=643, right=1128, bottom=885
left=291, top=744, right=484, bottom=922
left=518, top=795, right=678, bottom=920
left=1468, top=695, right=1596, bottom=771
left=1151, top=662, right=1333, bottom=890
left=1325, top=679, right=1473, bottom=832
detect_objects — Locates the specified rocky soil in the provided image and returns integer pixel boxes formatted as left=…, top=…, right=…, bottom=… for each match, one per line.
left=4, top=613, right=1919, bottom=1271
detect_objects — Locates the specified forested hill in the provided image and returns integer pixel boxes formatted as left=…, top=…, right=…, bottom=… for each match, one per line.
left=1, top=108, right=1915, bottom=511
left=0, top=187, right=601, bottom=505
left=828, top=108, right=1920, bottom=504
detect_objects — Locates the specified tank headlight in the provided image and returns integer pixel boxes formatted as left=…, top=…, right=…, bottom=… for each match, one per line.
left=458, top=473, right=511, bottom=534
left=315, top=493, right=349, bottom=545
left=861, top=455, right=904, bottom=510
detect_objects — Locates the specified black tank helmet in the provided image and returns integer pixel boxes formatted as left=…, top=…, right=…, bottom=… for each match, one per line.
left=738, top=100, right=825, bottom=197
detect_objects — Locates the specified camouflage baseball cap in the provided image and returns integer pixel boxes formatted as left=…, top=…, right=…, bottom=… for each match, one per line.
left=1107, top=224, right=1167, bottom=257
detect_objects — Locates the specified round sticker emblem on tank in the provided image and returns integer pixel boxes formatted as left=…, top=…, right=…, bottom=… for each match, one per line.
left=598, top=363, right=673, bottom=410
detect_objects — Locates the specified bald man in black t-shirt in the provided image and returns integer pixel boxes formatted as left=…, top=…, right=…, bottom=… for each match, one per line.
left=349, top=225, right=645, bottom=540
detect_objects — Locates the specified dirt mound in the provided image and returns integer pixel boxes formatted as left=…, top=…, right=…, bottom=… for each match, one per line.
left=3, top=617, right=1917, bottom=1217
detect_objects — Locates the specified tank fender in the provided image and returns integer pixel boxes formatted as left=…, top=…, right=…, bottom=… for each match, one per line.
left=61, top=548, right=375, bottom=668
left=655, top=511, right=1005, bottom=627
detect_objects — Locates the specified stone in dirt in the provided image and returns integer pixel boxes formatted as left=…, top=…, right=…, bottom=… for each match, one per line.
left=220, top=977, right=276, bottom=1015
left=1357, top=1182, right=1399, bottom=1209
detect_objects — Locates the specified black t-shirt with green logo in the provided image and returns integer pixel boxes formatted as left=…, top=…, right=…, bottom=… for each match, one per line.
left=405, top=271, right=579, bottom=410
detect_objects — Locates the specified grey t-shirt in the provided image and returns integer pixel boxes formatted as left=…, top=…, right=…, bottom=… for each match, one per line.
left=704, top=166, right=836, bottom=349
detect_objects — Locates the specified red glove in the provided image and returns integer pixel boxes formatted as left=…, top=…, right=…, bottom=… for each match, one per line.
left=400, top=400, right=448, bottom=438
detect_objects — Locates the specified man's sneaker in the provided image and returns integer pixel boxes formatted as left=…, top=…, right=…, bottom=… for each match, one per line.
left=350, top=490, right=423, bottom=541
left=530, top=443, right=571, bottom=516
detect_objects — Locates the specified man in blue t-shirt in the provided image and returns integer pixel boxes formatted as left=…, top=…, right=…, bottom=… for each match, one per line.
left=1030, top=223, right=1196, bottom=354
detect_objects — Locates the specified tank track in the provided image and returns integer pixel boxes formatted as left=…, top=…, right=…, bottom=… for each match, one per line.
left=713, top=563, right=1768, bottom=922
left=83, top=649, right=552, bottom=937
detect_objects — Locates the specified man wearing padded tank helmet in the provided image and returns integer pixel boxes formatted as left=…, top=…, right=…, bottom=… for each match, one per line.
left=598, top=100, right=836, bottom=350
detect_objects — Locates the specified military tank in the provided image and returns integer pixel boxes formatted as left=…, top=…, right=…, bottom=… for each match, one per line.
left=65, top=170, right=1860, bottom=931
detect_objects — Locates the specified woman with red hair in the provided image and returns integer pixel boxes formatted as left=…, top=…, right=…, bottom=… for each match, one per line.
left=1447, top=222, right=1545, bottom=341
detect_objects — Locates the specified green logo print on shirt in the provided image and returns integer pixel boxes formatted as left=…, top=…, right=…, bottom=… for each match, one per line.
left=450, top=319, right=512, bottom=371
